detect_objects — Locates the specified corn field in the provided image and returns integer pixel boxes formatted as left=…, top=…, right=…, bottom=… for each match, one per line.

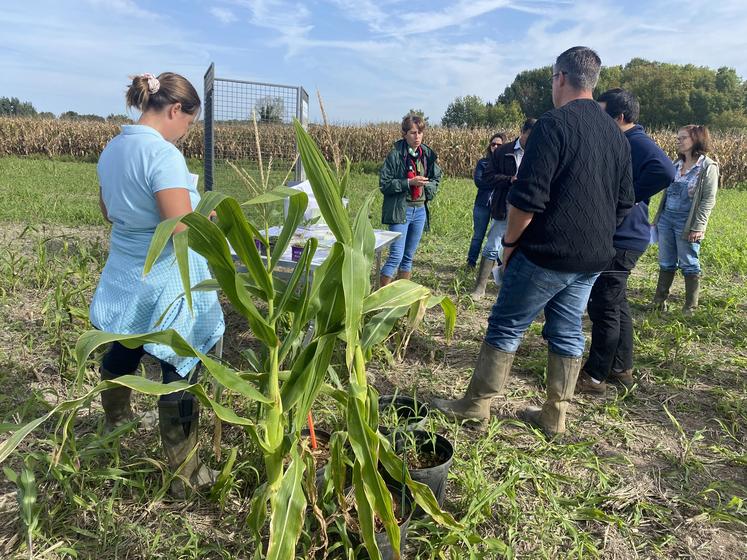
left=2, top=116, right=746, bottom=185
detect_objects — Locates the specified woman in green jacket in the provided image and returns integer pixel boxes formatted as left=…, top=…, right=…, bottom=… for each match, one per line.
left=652, top=124, right=719, bottom=315
left=379, top=114, right=441, bottom=286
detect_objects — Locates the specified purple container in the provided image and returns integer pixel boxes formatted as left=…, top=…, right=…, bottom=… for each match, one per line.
left=255, top=238, right=265, bottom=252
left=291, top=245, right=303, bottom=261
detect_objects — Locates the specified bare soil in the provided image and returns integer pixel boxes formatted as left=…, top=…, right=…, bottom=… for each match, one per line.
left=302, top=435, right=331, bottom=468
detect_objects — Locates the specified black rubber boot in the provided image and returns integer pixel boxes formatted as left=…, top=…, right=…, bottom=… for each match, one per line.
left=652, top=269, right=676, bottom=311
left=158, top=396, right=216, bottom=499
left=682, top=274, right=701, bottom=316
left=100, top=367, right=134, bottom=431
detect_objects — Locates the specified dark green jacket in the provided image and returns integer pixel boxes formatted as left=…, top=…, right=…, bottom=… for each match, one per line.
left=379, top=139, right=442, bottom=229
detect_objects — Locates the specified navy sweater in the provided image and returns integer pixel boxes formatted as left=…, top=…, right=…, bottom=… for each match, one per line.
left=613, top=125, right=676, bottom=251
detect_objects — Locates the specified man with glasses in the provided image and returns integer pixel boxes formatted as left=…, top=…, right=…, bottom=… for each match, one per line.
left=471, top=118, right=536, bottom=299
left=434, top=46, right=634, bottom=438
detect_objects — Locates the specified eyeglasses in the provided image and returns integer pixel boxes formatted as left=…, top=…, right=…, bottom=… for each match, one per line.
left=490, top=142, right=502, bottom=147
left=551, top=71, right=567, bottom=82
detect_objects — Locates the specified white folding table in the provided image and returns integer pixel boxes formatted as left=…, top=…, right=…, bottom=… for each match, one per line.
left=255, top=225, right=400, bottom=286
left=216, top=226, right=401, bottom=357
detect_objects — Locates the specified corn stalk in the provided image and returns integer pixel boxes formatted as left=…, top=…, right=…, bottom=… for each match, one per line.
left=0, top=121, right=459, bottom=559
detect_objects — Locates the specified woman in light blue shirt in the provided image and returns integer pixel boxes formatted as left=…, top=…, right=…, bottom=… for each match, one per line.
left=92, top=72, right=223, bottom=498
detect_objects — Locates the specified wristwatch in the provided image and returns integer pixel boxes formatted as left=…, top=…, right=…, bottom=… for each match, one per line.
left=501, top=236, right=520, bottom=248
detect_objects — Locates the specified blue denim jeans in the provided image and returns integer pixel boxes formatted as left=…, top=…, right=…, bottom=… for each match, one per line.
left=484, top=250, right=600, bottom=358
left=657, top=210, right=701, bottom=275
left=381, top=205, right=427, bottom=278
left=467, top=204, right=491, bottom=266
left=482, top=219, right=507, bottom=261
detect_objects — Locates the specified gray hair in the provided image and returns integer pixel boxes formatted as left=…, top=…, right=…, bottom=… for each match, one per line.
left=554, top=46, right=601, bottom=91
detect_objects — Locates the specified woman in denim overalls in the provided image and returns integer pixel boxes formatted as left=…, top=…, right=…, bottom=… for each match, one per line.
left=652, top=125, right=719, bottom=315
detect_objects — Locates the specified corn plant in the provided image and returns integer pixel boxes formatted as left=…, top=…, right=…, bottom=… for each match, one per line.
left=4, top=465, right=40, bottom=560
left=0, top=120, right=458, bottom=559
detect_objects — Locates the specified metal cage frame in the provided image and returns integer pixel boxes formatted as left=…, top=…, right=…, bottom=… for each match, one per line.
left=203, top=62, right=309, bottom=192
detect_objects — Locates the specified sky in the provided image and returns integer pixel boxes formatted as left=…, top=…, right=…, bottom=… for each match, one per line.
left=2, top=0, right=747, bottom=124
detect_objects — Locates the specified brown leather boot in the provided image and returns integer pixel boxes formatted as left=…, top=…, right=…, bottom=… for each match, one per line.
left=470, top=257, right=496, bottom=300
left=652, top=269, right=676, bottom=311
left=159, top=397, right=217, bottom=499
left=520, top=352, right=581, bottom=438
left=608, top=368, right=635, bottom=389
left=432, top=342, right=514, bottom=422
left=100, top=367, right=134, bottom=430
left=574, top=369, right=607, bottom=395
left=397, top=270, right=412, bottom=280
left=379, top=274, right=393, bottom=287
left=682, top=274, right=700, bottom=316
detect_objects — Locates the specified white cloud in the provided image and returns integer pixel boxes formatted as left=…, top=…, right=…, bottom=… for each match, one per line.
left=210, top=7, right=238, bottom=24
left=85, top=0, right=158, bottom=19
left=512, top=0, right=747, bottom=78
left=226, top=0, right=314, bottom=55
left=0, top=2, right=213, bottom=117
left=284, top=0, right=747, bottom=121
left=406, top=0, right=512, bottom=35
left=505, top=0, right=573, bottom=17
left=327, top=0, right=394, bottom=33
left=4, top=0, right=747, bottom=123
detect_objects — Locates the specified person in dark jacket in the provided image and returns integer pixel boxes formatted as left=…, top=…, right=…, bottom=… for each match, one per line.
left=575, top=89, right=676, bottom=395
left=471, top=119, right=536, bottom=299
left=467, top=132, right=507, bottom=268
left=379, top=114, right=442, bottom=286
left=433, top=47, right=634, bottom=438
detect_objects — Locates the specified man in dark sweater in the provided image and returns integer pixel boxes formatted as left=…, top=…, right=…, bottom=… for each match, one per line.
left=576, top=89, right=675, bottom=394
left=433, top=46, right=634, bottom=437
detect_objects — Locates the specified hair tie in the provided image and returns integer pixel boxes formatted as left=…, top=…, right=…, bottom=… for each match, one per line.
left=140, top=73, right=160, bottom=94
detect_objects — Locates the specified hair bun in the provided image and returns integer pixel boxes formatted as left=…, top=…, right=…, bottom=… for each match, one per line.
left=139, top=73, right=160, bottom=94
left=125, top=71, right=200, bottom=116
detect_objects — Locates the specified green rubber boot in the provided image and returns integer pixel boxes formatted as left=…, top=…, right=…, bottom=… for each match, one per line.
left=432, top=342, right=514, bottom=422
left=520, top=352, right=581, bottom=438
left=470, top=257, right=496, bottom=300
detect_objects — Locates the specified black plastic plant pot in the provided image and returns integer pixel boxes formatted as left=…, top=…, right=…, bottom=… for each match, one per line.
left=400, top=431, right=454, bottom=508
left=300, top=428, right=332, bottom=490
left=378, top=395, right=429, bottom=431
left=348, top=484, right=413, bottom=560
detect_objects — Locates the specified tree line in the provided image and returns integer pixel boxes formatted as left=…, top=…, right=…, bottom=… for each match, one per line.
left=442, top=59, right=747, bottom=129
left=6, top=57, right=747, bottom=130
left=0, top=97, right=130, bottom=123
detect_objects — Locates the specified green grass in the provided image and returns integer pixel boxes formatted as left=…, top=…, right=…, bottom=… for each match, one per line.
left=1, top=155, right=746, bottom=558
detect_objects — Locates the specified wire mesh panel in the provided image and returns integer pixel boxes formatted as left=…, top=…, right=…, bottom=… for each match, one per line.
left=203, top=63, right=309, bottom=195
left=203, top=63, right=215, bottom=193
